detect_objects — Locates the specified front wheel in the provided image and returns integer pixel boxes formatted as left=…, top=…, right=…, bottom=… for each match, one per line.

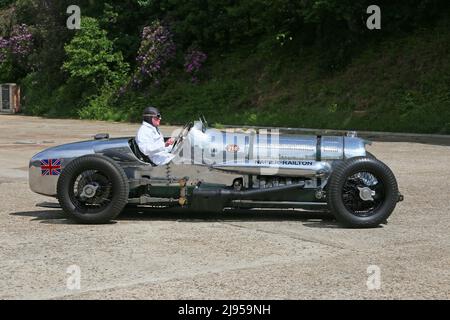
left=327, top=157, right=399, bottom=228
left=57, top=155, right=129, bottom=224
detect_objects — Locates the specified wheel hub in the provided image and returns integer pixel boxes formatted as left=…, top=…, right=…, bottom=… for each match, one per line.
left=80, top=182, right=99, bottom=199
left=357, top=186, right=375, bottom=201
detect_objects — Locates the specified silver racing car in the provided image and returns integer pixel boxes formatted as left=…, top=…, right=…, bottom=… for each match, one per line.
left=29, top=118, right=403, bottom=227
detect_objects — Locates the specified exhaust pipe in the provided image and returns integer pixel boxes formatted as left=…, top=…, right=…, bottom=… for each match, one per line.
left=191, top=183, right=305, bottom=212
left=193, top=182, right=304, bottom=200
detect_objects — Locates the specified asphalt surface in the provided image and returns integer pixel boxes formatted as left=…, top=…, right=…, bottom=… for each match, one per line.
left=0, top=115, right=449, bottom=299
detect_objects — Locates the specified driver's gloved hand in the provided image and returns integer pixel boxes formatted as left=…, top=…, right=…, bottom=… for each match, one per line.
left=165, top=138, right=175, bottom=147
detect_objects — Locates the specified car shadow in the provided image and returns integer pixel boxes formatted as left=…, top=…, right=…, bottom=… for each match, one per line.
left=10, top=209, right=76, bottom=224
left=121, top=206, right=335, bottom=223
left=9, top=205, right=340, bottom=228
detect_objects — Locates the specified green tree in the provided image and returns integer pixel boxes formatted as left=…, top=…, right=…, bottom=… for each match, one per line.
left=62, top=16, right=128, bottom=89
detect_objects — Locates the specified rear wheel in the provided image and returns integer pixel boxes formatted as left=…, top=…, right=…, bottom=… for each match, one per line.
left=327, top=157, right=398, bottom=228
left=57, top=155, right=129, bottom=224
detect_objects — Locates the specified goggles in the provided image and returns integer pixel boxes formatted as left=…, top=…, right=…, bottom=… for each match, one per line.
left=144, top=113, right=162, bottom=119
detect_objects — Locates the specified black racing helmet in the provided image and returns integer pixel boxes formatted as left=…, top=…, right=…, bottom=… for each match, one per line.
left=143, top=106, right=161, bottom=122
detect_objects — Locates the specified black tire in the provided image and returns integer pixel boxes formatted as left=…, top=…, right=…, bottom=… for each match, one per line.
left=57, top=155, right=129, bottom=224
left=327, top=157, right=398, bottom=228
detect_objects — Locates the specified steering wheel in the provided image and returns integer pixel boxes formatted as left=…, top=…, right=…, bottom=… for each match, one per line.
left=170, top=122, right=192, bottom=155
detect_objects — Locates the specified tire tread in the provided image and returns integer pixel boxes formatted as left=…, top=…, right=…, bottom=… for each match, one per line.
left=56, top=155, right=129, bottom=224
left=327, top=157, right=398, bottom=228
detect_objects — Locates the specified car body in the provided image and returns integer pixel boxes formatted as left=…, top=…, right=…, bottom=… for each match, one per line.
left=29, top=119, right=403, bottom=227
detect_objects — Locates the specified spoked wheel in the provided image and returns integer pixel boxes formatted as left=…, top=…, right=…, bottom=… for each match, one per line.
left=327, top=157, right=399, bottom=228
left=57, top=155, right=129, bottom=224
left=341, top=171, right=384, bottom=217
left=70, top=170, right=114, bottom=213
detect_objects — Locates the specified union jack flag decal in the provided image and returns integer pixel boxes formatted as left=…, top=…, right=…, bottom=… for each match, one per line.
left=40, top=159, right=62, bottom=176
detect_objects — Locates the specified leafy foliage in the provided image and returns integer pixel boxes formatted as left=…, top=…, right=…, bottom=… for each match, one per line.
left=131, top=20, right=176, bottom=87
left=62, top=17, right=128, bottom=88
left=184, top=48, right=207, bottom=83
left=0, top=23, right=33, bottom=81
left=0, top=0, right=448, bottom=132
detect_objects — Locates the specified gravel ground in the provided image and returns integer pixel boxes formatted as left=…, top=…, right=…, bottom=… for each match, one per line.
left=0, top=115, right=449, bottom=299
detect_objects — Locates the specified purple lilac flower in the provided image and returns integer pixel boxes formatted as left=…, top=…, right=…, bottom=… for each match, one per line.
left=0, top=24, right=33, bottom=64
left=9, top=24, right=33, bottom=59
left=184, top=48, right=207, bottom=83
left=132, top=20, right=176, bottom=87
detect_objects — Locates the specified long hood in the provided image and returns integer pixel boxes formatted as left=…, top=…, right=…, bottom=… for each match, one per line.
left=183, top=126, right=368, bottom=165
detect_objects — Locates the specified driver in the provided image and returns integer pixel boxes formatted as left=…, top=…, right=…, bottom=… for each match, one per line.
left=136, top=106, right=175, bottom=165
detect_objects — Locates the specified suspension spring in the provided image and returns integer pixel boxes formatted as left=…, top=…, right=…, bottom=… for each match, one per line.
left=166, top=164, right=172, bottom=183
